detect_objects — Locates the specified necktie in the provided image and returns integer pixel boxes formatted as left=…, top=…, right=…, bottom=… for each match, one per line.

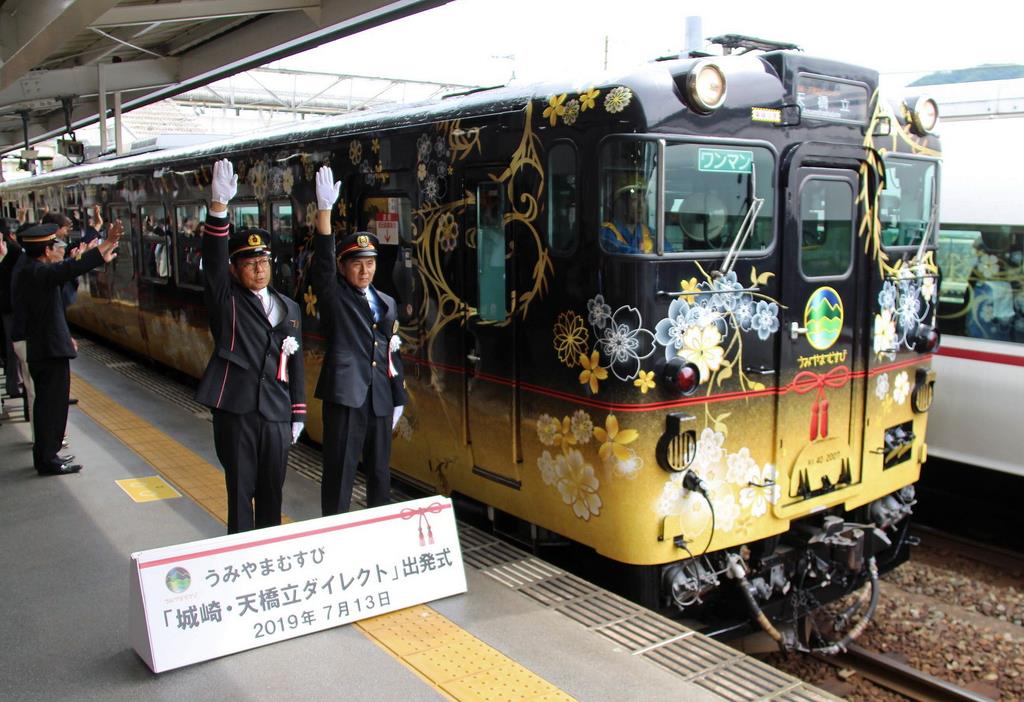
left=362, top=289, right=379, bottom=322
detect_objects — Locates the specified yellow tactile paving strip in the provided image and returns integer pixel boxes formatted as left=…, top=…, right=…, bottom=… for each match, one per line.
left=70, top=372, right=575, bottom=702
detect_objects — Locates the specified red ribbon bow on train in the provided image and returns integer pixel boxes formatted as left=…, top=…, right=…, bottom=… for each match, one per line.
left=790, top=366, right=852, bottom=441
left=400, top=502, right=444, bottom=547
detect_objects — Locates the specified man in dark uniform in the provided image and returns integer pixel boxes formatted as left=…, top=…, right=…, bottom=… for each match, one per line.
left=17, top=221, right=122, bottom=474
left=195, top=158, right=307, bottom=533
left=313, top=165, right=405, bottom=515
left=0, top=219, right=20, bottom=401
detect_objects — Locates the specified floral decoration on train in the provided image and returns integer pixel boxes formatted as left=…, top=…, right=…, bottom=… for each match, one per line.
left=654, top=266, right=780, bottom=396
left=554, top=295, right=654, bottom=393
left=656, top=427, right=780, bottom=542
left=534, top=410, right=644, bottom=521
left=553, top=265, right=780, bottom=399
left=541, top=86, right=603, bottom=127
left=872, top=256, right=938, bottom=360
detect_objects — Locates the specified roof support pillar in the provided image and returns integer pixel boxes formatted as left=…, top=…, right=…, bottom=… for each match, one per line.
left=98, top=65, right=108, bottom=154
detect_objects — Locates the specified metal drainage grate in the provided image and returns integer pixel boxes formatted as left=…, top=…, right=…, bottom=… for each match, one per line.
left=479, top=557, right=563, bottom=589
left=692, top=657, right=804, bottom=702
left=462, top=540, right=528, bottom=570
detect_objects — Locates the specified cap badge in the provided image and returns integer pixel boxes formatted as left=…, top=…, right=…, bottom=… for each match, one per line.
left=357, top=235, right=370, bottom=248
left=248, top=233, right=262, bottom=247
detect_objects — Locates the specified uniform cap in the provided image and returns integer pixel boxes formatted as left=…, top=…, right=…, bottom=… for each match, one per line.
left=337, top=231, right=378, bottom=260
left=229, top=228, right=271, bottom=260
left=17, top=223, right=60, bottom=244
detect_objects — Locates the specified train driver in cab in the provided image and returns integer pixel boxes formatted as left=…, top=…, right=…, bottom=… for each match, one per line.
left=312, top=165, right=406, bottom=516
left=601, top=183, right=654, bottom=254
left=194, top=159, right=307, bottom=534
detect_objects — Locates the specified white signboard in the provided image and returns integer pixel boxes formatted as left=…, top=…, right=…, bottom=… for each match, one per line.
left=376, top=211, right=400, bottom=245
left=129, top=497, right=466, bottom=672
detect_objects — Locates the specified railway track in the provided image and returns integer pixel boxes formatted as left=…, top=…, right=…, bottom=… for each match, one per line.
left=911, top=524, right=1024, bottom=574
left=814, top=643, right=995, bottom=702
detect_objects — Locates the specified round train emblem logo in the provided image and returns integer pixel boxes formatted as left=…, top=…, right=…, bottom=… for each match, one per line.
left=165, top=567, right=191, bottom=594
left=803, top=287, right=843, bottom=350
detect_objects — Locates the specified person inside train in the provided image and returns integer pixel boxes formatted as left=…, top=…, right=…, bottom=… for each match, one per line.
left=601, top=184, right=654, bottom=253
left=311, top=165, right=406, bottom=516
left=193, top=159, right=307, bottom=534
left=82, top=205, right=105, bottom=244
left=15, top=220, right=123, bottom=475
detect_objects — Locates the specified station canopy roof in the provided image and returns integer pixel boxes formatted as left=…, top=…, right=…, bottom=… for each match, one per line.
left=0, top=0, right=450, bottom=155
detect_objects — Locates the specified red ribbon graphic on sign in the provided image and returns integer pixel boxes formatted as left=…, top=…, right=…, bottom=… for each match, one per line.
left=401, top=502, right=444, bottom=547
left=790, top=365, right=852, bottom=441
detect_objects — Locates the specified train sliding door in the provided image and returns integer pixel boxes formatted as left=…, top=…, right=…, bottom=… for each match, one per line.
left=774, top=155, right=867, bottom=518
left=461, top=175, right=520, bottom=488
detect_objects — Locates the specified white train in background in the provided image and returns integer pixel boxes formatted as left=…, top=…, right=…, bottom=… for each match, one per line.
left=928, top=76, right=1024, bottom=476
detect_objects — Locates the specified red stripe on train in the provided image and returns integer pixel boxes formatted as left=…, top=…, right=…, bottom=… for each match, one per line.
left=937, top=346, right=1024, bottom=367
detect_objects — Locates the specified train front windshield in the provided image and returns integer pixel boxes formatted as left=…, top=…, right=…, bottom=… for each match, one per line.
left=598, top=138, right=775, bottom=255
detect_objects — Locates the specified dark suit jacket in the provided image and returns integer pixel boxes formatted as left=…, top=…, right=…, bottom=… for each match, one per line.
left=194, top=214, right=307, bottom=423
left=311, top=233, right=406, bottom=416
left=0, top=240, right=21, bottom=315
left=18, top=248, right=106, bottom=361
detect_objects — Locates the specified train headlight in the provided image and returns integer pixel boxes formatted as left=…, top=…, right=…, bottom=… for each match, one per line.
left=686, top=61, right=727, bottom=114
left=662, top=357, right=701, bottom=395
left=906, top=96, right=939, bottom=135
left=910, top=323, right=940, bottom=354
left=911, top=368, right=936, bottom=414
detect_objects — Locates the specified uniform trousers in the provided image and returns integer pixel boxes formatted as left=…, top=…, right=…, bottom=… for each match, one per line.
left=212, top=409, right=289, bottom=534
left=28, top=357, right=69, bottom=471
left=12, top=340, right=34, bottom=431
left=321, top=392, right=391, bottom=516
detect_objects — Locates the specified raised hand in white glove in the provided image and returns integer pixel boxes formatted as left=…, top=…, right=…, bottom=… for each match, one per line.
left=316, top=165, right=341, bottom=211
left=211, top=159, right=238, bottom=205
left=291, top=421, right=304, bottom=444
left=392, top=405, right=404, bottom=430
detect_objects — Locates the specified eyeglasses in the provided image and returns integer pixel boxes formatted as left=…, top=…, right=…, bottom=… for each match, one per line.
left=238, top=258, right=271, bottom=272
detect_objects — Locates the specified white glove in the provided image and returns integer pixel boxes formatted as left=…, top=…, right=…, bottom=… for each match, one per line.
left=316, top=165, right=341, bottom=211
left=291, top=421, right=304, bottom=444
left=392, top=405, right=404, bottom=430
left=211, top=159, right=238, bottom=205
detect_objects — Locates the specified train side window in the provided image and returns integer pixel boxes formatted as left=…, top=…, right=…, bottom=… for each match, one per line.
left=231, top=202, right=260, bottom=230
left=937, top=226, right=1023, bottom=343
left=271, top=201, right=295, bottom=296
left=880, top=157, right=937, bottom=249
left=547, top=142, right=578, bottom=253
left=476, top=182, right=507, bottom=322
left=799, top=178, right=854, bottom=278
left=174, top=203, right=206, bottom=290
left=109, top=205, right=135, bottom=289
left=598, top=140, right=658, bottom=254
left=139, top=204, right=172, bottom=283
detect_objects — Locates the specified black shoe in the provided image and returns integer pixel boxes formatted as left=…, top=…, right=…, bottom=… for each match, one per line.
left=57, top=453, right=75, bottom=463
left=68, top=397, right=79, bottom=405
left=39, top=462, right=83, bottom=476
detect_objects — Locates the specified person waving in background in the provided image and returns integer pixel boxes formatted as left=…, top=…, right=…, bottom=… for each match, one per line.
left=194, top=159, right=307, bottom=533
left=312, top=165, right=405, bottom=515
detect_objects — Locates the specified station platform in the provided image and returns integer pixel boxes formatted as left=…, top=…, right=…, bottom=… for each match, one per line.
left=0, top=339, right=838, bottom=702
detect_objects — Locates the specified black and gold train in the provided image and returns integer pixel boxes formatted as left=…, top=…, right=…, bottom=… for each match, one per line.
left=0, top=37, right=943, bottom=651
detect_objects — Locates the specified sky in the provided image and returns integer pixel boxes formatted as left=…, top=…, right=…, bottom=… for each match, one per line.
left=276, top=0, right=1023, bottom=89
